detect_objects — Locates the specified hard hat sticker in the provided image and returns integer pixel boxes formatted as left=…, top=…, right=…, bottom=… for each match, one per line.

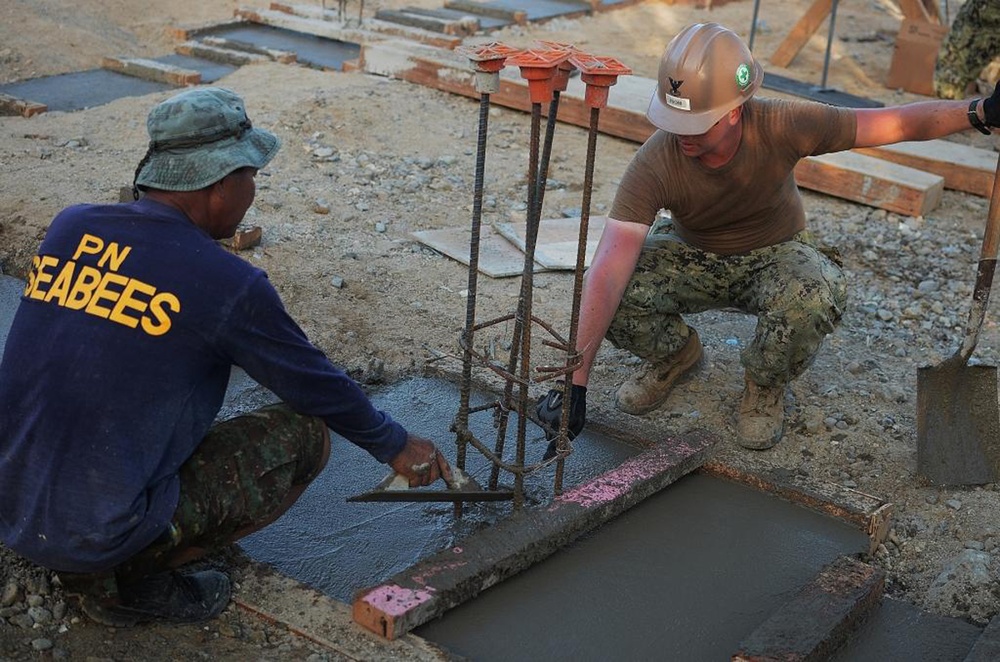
left=665, top=94, right=691, bottom=111
left=736, top=63, right=751, bottom=90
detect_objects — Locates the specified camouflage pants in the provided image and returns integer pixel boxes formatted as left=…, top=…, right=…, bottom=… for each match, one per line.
left=60, top=404, right=329, bottom=601
left=934, top=0, right=1000, bottom=99
left=606, top=228, right=847, bottom=387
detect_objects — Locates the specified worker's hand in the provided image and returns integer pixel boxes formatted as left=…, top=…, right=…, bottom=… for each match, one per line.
left=983, top=83, right=1000, bottom=128
left=389, top=435, right=453, bottom=488
left=535, top=383, right=587, bottom=460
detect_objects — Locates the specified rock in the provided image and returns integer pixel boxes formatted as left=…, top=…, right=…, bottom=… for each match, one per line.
left=0, top=582, right=19, bottom=608
left=10, top=612, right=34, bottom=629
left=51, top=601, right=67, bottom=621
left=28, top=606, right=52, bottom=624
left=925, top=549, right=995, bottom=623
left=30, top=638, right=53, bottom=651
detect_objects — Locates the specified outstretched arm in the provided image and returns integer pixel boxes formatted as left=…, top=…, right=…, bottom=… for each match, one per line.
left=853, top=84, right=998, bottom=148
left=571, top=217, right=650, bottom=387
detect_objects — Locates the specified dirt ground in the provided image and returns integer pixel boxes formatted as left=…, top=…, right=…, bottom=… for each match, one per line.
left=2, top=0, right=1000, bottom=659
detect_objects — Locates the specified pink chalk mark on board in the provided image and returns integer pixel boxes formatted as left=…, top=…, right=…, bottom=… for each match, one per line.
left=360, top=585, right=435, bottom=616
left=554, top=440, right=708, bottom=509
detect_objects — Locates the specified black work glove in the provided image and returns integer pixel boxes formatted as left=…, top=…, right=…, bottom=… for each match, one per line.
left=984, top=83, right=1000, bottom=128
left=536, top=383, right=587, bottom=461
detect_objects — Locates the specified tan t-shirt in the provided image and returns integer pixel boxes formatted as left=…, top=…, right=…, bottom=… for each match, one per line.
left=609, top=97, right=857, bottom=255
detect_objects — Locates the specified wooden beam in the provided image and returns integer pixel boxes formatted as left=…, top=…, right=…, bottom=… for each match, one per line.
left=769, top=0, right=834, bottom=69
left=0, top=93, right=46, bottom=118
left=352, top=430, right=718, bottom=639
left=855, top=140, right=998, bottom=199
left=732, top=556, right=885, bottom=661
left=100, top=56, right=201, bottom=86
left=794, top=151, right=945, bottom=216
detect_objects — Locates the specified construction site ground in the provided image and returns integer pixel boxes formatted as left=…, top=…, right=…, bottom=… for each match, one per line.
left=2, top=0, right=1000, bottom=659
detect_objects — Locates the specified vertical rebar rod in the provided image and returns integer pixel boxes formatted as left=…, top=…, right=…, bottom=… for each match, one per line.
left=820, top=0, right=840, bottom=90
left=748, top=0, right=763, bottom=51
left=510, top=102, right=544, bottom=509
left=454, top=91, right=492, bottom=516
left=553, top=105, right=600, bottom=495
left=535, top=90, right=562, bottom=214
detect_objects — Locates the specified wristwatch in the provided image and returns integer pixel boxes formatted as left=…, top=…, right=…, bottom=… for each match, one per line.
left=968, top=99, right=991, bottom=135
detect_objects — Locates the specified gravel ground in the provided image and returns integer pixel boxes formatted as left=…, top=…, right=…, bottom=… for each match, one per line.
left=2, top=0, right=1000, bottom=659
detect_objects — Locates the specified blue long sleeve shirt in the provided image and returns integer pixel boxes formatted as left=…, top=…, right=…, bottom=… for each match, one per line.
left=0, top=198, right=406, bottom=572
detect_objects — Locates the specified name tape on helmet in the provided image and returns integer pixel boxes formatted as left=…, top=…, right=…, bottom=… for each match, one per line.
left=665, top=94, right=692, bottom=112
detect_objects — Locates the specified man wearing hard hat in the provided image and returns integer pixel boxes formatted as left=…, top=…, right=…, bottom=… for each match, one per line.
left=537, top=22, right=1000, bottom=453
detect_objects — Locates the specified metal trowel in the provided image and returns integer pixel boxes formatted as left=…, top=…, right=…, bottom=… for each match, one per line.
left=346, top=467, right=515, bottom=502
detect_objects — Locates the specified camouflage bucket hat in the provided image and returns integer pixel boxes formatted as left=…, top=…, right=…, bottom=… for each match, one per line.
left=135, top=87, right=280, bottom=192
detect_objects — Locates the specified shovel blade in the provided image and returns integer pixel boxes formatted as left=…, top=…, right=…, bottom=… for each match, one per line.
left=916, top=360, right=1000, bottom=485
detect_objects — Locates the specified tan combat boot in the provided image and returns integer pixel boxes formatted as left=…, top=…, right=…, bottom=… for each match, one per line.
left=614, top=331, right=703, bottom=415
left=737, top=376, right=786, bottom=450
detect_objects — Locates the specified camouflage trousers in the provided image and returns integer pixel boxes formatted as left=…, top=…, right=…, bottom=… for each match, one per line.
left=934, top=0, right=1000, bottom=99
left=59, top=404, right=329, bottom=603
left=606, top=228, right=847, bottom=388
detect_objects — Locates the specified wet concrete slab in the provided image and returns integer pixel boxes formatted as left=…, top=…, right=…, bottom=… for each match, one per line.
left=414, top=472, right=870, bottom=660
left=445, top=0, right=591, bottom=22
left=0, top=70, right=173, bottom=113
left=831, top=596, right=982, bottom=661
left=236, top=374, right=642, bottom=602
left=195, top=24, right=361, bottom=70
left=376, top=6, right=511, bottom=32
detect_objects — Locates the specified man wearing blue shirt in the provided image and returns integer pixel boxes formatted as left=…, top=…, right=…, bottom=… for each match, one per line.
left=0, top=87, right=452, bottom=626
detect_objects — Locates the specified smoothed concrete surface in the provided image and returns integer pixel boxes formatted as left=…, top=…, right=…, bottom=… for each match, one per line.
left=238, top=375, right=642, bottom=602
left=0, top=70, right=172, bottom=112
left=197, top=24, right=361, bottom=70
left=415, top=472, right=869, bottom=661
left=832, top=596, right=982, bottom=661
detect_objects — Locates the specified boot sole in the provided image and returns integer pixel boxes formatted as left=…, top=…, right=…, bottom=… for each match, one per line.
left=737, top=419, right=785, bottom=450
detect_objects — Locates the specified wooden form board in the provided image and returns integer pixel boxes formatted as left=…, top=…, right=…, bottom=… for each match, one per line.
left=855, top=140, right=999, bottom=199
left=733, top=556, right=885, bottom=661
left=410, top=226, right=545, bottom=278
left=101, top=56, right=201, bottom=85
left=360, top=39, right=955, bottom=216
left=769, top=0, right=834, bottom=69
left=795, top=151, right=944, bottom=217
left=494, top=216, right=607, bottom=270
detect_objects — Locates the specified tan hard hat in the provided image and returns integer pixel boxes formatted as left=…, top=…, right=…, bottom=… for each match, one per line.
left=646, top=23, right=764, bottom=135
